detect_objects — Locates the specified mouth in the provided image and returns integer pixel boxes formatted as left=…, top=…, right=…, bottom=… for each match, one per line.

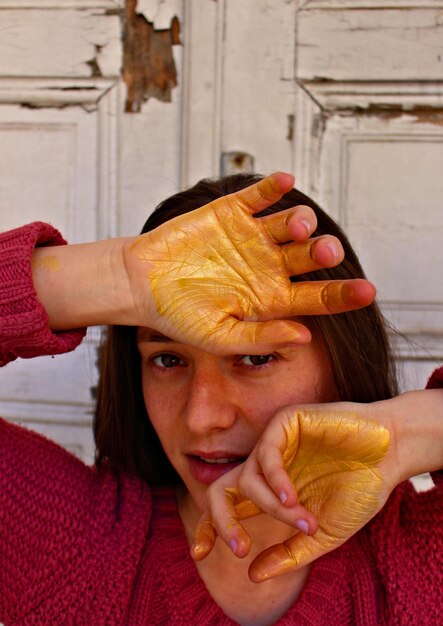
left=187, top=453, right=247, bottom=485
left=197, top=456, right=240, bottom=464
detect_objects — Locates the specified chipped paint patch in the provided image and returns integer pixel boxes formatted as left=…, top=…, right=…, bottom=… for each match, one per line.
left=123, top=0, right=180, bottom=112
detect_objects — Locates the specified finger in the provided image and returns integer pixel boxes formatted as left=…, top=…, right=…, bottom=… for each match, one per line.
left=191, top=517, right=217, bottom=561
left=252, top=415, right=300, bottom=508
left=204, top=486, right=252, bottom=558
left=229, top=172, right=295, bottom=215
left=249, top=532, right=323, bottom=583
left=309, top=236, right=344, bottom=268
left=286, top=279, right=376, bottom=316
left=261, top=205, right=317, bottom=243
left=236, top=460, right=317, bottom=533
left=211, top=319, right=312, bottom=355
left=281, top=236, right=344, bottom=276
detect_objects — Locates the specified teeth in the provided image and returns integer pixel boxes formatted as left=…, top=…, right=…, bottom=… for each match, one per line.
left=199, top=457, right=237, bottom=464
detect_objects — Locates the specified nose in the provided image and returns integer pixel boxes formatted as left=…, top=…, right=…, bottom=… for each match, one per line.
left=184, top=365, right=237, bottom=435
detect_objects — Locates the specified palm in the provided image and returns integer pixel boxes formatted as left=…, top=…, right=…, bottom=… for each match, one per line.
left=249, top=412, right=391, bottom=580
left=130, top=202, right=292, bottom=343
left=125, top=174, right=374, bottom=353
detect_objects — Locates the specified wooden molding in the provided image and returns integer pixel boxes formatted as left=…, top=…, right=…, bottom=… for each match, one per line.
left=298, top=80, right=443, bottom=113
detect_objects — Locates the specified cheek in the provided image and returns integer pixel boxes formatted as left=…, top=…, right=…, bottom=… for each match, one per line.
left=252, top=351, right=338, bottom=426
left=140, top=373, right=178, bottom=445
left=312, top=349, right=339, bottom=402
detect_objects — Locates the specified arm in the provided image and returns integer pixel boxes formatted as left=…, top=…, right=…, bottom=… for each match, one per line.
left=192, top=382, right=443, bottom=581
left=10, top=173, right=375, bottom=358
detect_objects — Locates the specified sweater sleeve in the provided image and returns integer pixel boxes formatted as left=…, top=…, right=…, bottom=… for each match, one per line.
left=426, top=365, right=443, bottom=390
left=426, top=365, right=443, bottom=486
left=0, top=222, right=86, bottom=366
left=365, top=365, right=443, bottom=624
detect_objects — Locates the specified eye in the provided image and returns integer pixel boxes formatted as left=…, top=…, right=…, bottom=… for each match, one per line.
left=152, top=353, right=184, bottom=369
left=239, top=354, right=274, bottom=367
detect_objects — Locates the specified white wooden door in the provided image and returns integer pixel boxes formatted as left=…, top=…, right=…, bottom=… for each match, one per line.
left=296, top=1, right=443, bottom=392
left=182, top=0, right=443, bottom=393
left=1, top=0, right=442, bottom=463
left=0, top=0, right=183, bottom=462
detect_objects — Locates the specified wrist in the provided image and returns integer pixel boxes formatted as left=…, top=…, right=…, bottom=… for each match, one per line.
left=390, top=389, right=443, bottom=482
left=32, top=236, right=139, bottom=329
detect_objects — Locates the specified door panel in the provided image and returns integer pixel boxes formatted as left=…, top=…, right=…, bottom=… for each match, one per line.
left=296, top=1, right=443, bottom=390
left=0, top=1, right=121, bottom=463
left=0, top=94, right=119, bottom=462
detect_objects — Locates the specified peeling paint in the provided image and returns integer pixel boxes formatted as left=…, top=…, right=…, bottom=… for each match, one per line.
left=333, top=103, right=443, bottom=126
left=123, top=0, right=180, bottom=112
left=87, top=46, right=103, bottom=77
left=287, top=113, right=295, bottom=141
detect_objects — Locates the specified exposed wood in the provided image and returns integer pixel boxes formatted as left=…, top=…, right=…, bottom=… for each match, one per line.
left=299, top=80, right=443, bottom=113
left=0, top=77, right=117, bottom=108
left=123, top=0, right=180, bottom=112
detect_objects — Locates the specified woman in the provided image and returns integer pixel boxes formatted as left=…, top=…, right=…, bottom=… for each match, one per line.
left=0, top=173, right=442, bottom=625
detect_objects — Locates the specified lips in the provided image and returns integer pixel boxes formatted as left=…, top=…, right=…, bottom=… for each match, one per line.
left=187, top=452, right=247, bottom=485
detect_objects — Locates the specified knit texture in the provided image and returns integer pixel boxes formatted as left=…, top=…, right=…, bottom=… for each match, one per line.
left=0, top=223, right=442, bottom=625
left=0, top=222, right=85, bottom=365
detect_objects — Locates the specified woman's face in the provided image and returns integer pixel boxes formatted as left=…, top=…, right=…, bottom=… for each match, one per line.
left=137, top=328, right=338, bottom=513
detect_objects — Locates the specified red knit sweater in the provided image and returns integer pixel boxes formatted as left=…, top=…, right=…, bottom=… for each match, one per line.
left=0, top=223, right=442, bottom=625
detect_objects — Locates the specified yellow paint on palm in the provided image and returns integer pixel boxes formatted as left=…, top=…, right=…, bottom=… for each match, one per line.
left=129, top=208, right=289, bottom=340
left=284, top=412, right=389, bottom=534
left=250, top=411, right=390, bottom=581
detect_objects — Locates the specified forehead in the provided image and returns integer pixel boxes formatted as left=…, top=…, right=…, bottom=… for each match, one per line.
left=135, top=326, right=327, bottom=366
left=137, top=327, right=175, bottom=344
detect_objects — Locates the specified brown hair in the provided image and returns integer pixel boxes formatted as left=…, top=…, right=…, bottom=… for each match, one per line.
left=94, top=173, right=398, bottom=486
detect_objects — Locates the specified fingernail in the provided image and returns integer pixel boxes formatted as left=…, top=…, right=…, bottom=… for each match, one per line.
left=279, top=491, right=288, bottom=504
left=190, top=542, right=201, bottom=558
left=295, top=519, right=309, bottom=534
left=229, top=539, right=238, bottom=555
left=326, top=242, right=338, bottom=261
left=300, top=219, right=311, bottom=237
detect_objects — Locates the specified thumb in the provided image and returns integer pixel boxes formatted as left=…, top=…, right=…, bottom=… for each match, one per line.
left=248, top=532, right=323, bottom=583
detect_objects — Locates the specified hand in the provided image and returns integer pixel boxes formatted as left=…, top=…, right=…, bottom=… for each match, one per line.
left=125, top=172, right=375, bottom=353
left=192, top=405, right=396, bottom=582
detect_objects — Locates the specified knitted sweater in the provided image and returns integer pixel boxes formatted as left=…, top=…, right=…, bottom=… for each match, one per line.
left=0, top=223, right=442, bottom=626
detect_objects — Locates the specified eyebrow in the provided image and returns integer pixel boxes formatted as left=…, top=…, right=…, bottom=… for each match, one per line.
left=137, top=328, right=175, bottom=344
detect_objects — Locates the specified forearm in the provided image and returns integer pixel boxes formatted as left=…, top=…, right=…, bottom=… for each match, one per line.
left=388, top=389, right=443, bottom=481
left=32, top=236, right=139, bottom=330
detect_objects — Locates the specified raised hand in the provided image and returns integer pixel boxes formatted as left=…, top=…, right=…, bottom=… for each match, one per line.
left=250, top=411, right=391, bottom=581
left=192, top=407, right=394, bottom=582
left=126, top=172, right=375, bottom=353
